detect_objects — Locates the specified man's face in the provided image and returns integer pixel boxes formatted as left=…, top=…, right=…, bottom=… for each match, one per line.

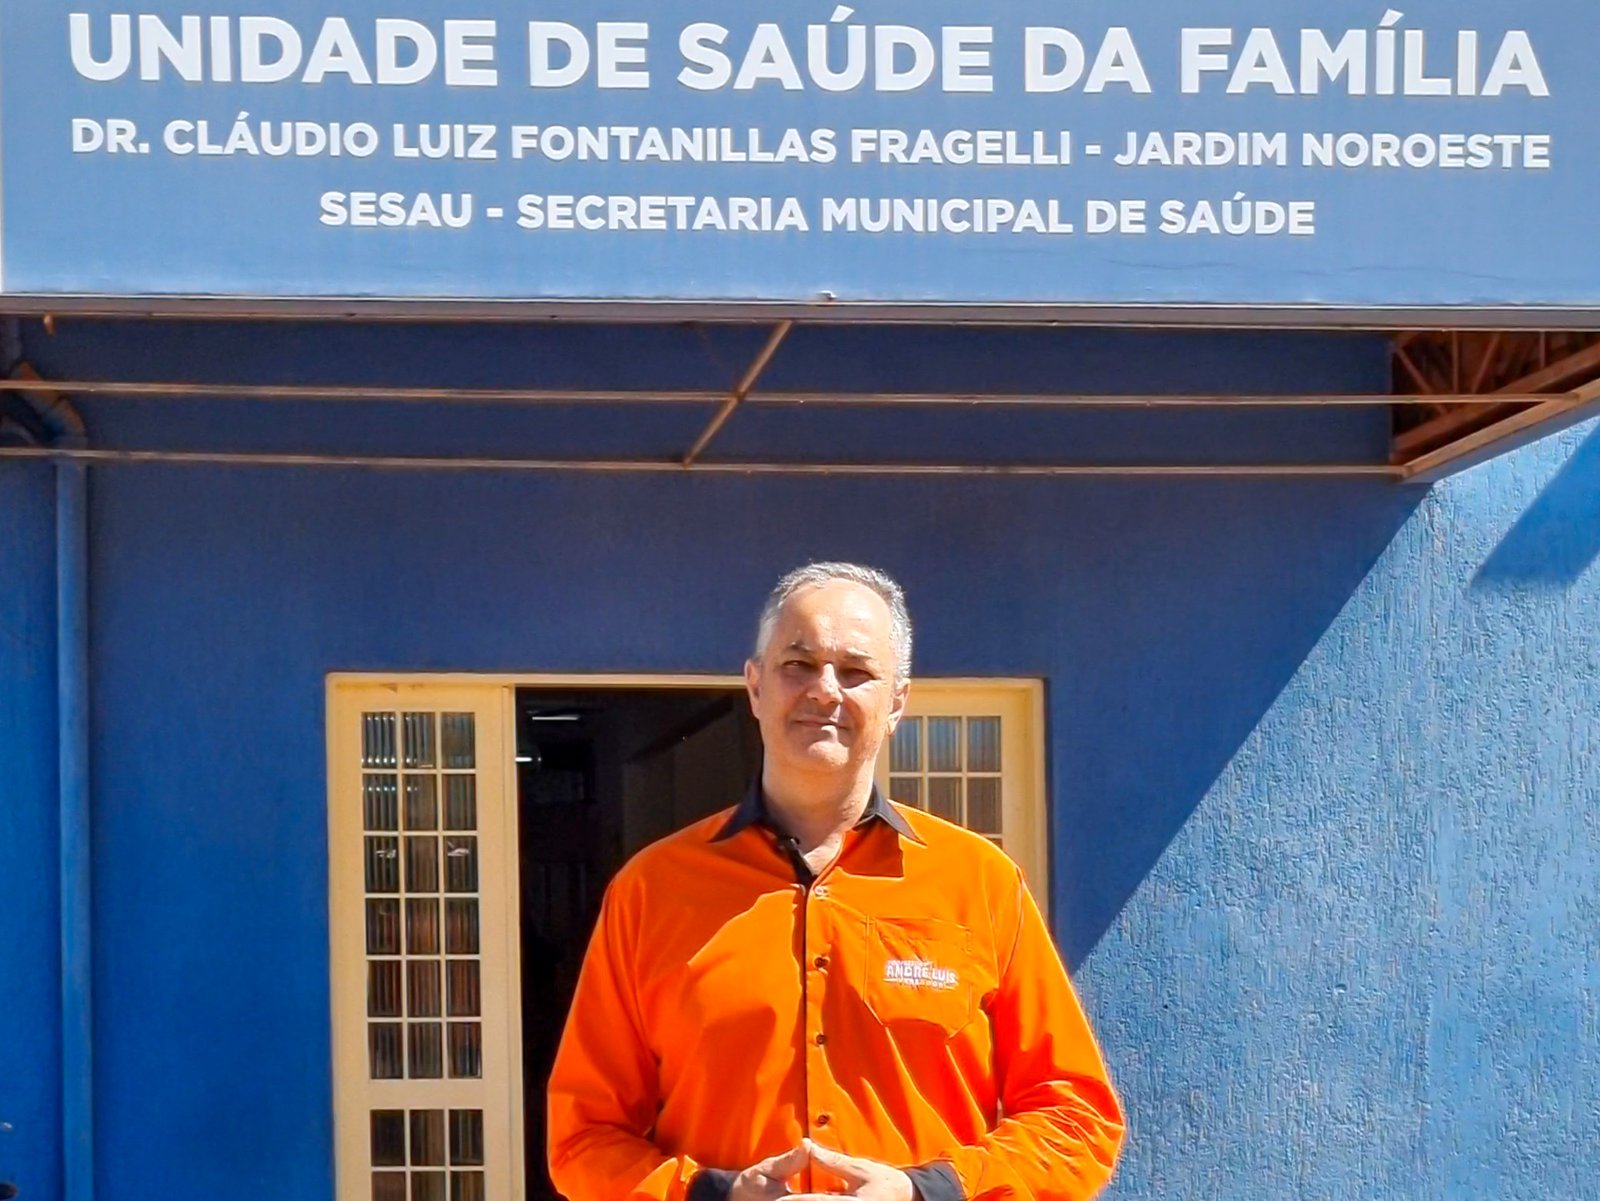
left=745, top=579, right=909, bottom=779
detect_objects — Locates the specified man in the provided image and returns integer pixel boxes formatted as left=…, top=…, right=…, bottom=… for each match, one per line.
left=548, top=563, right=1124, bottom=1201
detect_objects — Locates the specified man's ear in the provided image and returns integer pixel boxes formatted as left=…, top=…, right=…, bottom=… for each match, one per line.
left=744, top=657, right=763, bottom=717
left=885, top=678, right=910, bottom=734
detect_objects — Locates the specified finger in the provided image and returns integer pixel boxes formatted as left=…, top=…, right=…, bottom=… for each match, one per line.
left=756, top=1144, right=813, bottom=1180
left=802, top=1141, right=873, bottom=1185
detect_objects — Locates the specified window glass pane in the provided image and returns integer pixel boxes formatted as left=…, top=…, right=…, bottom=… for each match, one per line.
left=967, top=717, right=1002, bottom=773
left=448, top=961, right=481, bottom=1017
left=409, top=1023, right=444, bottom=1079
left=373, top=1172, right=407, bottom=1201
left=410, top=1110, right=446, bottom=1167
left=403, top=713, right=437, bottom=769
left=446, top=899, right=480, bottom=955
left=407, top=837, right=440, bottom=894
left=888, top=777, right=923, bottom=809
left=408, top=961, right=442, bottom=1018
left=413, top=1172, right=447, bottom=1201
left=367, top=899, right=401, bottom=955
left=441, top=714, right=476, bottom=769
left=363, top=713, right=397, bottom=769
left=444, top=776, right=477, bottom=831
left=371, top=1111, right=407, bottom=1168
left=366, top=837, right=400, bottom=894
left=445, top=838, right=479, bottom=894
left=966, top=777, right=1002, bottom=834
left=449, top=1110, right=485, bottom=1167
left=368, top=961, right=403, bottom=1018
left=927, top=717, right=962, bottom=772
left=451, top=1173, right=486, bottom=1201
left=928, top=777, right=962, bottom=823
left=448, top=1023, right=483, bottom=1079
left=406, top=898, right=440, bottom=956
left=365, top=775, right=399, bottom=831
left=369, top=1023, right=404, bottom=1079
left=889, top=719, right=921, bottom=773
left=405, top=776, right=438, bottom=832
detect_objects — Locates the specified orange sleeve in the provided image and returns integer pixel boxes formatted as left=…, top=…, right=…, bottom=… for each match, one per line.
left=941, top=871, right=1126, bottom=1201
left=547, top=877, right=704, bottom=1201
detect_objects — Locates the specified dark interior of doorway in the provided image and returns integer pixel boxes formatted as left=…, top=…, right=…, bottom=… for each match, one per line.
left=516, top=685, right=761, bottom=1201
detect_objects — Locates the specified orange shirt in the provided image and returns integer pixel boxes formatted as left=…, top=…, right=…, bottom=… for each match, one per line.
left=547, top=787, right=1124, bottom=1201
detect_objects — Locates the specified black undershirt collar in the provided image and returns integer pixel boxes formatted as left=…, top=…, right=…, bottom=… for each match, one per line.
left=712, top=777, right=923, bottom=882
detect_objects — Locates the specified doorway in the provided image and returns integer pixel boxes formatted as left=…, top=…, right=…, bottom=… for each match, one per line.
left=514, top=685, right=760, bottom=1201
left=326, top=675, right=1044, bottom=1201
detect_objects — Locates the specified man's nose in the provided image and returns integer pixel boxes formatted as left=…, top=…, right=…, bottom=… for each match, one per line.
left=808, top=664, right=843, bottom=702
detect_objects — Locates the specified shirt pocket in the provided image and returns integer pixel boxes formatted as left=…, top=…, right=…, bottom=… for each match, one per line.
left=861, top=916, right=978, bottom=1039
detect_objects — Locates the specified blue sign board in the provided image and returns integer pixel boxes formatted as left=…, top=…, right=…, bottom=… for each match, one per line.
left=0, top=2, right=1590, bottom=309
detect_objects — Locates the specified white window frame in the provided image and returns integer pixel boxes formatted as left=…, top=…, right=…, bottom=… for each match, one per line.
left=328, top=681, right=526, bottom=1201
left=877, top=678, right=1050, bottom=902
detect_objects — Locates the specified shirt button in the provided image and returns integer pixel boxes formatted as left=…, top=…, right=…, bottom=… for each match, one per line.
left=813, top=885, right=830, bottom=898
left=815, top=1032, right=827, bottom=1046
left=815, top=1113, right=830, bottom=1127
left=813, top=955, right=829, bottom=970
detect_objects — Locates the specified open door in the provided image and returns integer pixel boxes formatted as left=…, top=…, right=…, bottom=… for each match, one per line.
left=326, top=675, right=1044, bottom=1201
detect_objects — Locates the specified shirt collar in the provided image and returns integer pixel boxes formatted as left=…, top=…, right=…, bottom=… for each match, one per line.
left=713, top=777, right=922, bottom=845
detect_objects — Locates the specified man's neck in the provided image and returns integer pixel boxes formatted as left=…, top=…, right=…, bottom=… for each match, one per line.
left=761, top=764, right=875, bottom=855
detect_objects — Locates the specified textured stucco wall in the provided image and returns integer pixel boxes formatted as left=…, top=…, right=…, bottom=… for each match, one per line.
left=0, top=320, right=1595, bottom=1201
left=1087, top=422, right=1600, bottom=1201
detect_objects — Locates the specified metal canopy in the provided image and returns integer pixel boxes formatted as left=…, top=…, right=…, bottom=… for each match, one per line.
left=2, top=321, right=1598, bottom=483
left=1391, top=331, right=1600, bottom=481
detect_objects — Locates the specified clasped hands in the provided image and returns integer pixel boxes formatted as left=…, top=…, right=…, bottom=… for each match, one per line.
left=730, top=1139, right=914, bottom=1201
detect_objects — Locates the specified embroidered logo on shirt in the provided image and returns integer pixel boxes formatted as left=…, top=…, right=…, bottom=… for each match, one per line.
left=883, top=958, right=959, bottom=990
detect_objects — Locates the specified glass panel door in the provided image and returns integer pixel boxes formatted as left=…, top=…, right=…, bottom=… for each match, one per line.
left=332, top=683, right=524, bottom=1201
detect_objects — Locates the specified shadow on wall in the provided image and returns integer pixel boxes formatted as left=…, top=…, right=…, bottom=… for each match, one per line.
left=1474, top=428, right=1600, bottom=589
left=1045, top=482, right=1428, bottom=969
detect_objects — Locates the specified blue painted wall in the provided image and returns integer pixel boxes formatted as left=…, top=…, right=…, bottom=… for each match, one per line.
left=1086, top=422, right=1600, bottom=1201
left=1, top=321, right=1595, bottom=1201
left=0, top=461, right=61, bottom=1201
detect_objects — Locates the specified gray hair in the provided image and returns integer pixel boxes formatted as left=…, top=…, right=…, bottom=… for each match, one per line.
left=752, top=562, right=913, bottom=686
